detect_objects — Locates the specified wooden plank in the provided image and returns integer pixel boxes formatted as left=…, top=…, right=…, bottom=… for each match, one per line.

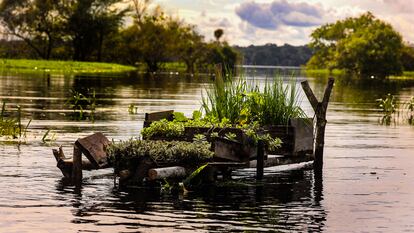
left=75, top=132, right=111, bottom=168
left=72, top=145, right=82, bottom=185
left=290, top=118, right=314, bottom=156
left=249, top=155, right=313, bottom=168
left=144, top=110, right=174, bottom=122
left=214, top=137, right=245, bottom=162
left=147, top=166, right=187, bottom=180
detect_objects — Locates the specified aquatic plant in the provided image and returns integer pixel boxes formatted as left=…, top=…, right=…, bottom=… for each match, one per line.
left=201, top=72, right=306, bottom=126
left=66, top=88, right=96, bottom=121
left=128, top=104, right=138, bottom=114
left=407, top=96, right=414, bottom=125
left=0, top=101, right=31, bottom=139
left=107, top=139, right=214, bottom=172
left=376, top=94, right=397, bottom=125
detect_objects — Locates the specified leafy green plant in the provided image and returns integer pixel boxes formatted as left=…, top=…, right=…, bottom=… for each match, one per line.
left=376, top=94, right=397, bottom=125
left=66, top=88, right=96, bottom=121
left=107, top=139, right=214, bottom=172
left=141, top=119, right=185, bottom=139
left=224, top=132, right=237, bottom=142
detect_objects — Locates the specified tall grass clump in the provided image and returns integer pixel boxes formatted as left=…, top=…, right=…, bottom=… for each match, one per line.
left=201, top=72, right=306, bottom=126
left=0, top=101, right=31, bottom=138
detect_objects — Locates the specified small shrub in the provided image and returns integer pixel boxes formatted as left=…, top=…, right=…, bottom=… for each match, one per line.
left=107, top=139, right=214, bottom=172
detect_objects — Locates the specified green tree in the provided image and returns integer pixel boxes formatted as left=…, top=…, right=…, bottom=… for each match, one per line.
left=401, top=44, right=414, bottom=71
left=65, top=0, right=128, bottom=61
left=0, top=0, right=66, bottom=59
left=307, top=12, right=403, bottom=78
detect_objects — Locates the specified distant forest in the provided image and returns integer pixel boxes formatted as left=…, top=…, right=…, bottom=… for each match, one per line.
left=234, top=44, right=312, bottom=67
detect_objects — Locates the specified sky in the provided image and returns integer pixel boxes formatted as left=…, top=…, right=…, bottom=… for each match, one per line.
left=155, top=0, right=414, bottom=46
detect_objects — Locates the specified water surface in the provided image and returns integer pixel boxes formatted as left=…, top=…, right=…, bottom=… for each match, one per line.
left=0, top=70, right=413, bottom=232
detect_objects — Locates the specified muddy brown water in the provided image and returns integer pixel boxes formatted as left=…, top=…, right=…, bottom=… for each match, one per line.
left=0, top=70, right=413, bottom=232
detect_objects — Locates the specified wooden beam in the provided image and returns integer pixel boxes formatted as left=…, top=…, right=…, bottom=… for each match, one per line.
left=301, top=81, right=319, bottom=112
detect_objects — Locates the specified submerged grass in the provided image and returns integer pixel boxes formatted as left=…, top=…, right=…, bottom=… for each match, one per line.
left=0, top=59, right=136, bottom=75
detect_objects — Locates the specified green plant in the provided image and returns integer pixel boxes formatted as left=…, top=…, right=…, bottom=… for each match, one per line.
left=41, top=129, right=56, bottom=143
left=224, top=132, right=237, bottom=142
left=0, top=101, right=31, bottom=139
left=201, top=73, right=306, bottom=126
left=141, top=119, right=185, bottom=139
left=376, top=94, right=397, bottom=125
left=66, top=88, right=96, bottom=121
left=128, top=104, right=138, bottom=114
left=407, top=96, right=414, bottom=125
left=107, top=139, right=214, bottom=172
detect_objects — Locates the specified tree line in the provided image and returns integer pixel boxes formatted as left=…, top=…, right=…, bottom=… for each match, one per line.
left=234, top=44, right=312, bottom=67
left=0, top=0, right=239, bottom=73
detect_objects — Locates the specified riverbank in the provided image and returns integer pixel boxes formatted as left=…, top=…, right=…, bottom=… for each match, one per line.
left=0, top=59, right=137, bottom=75
left=305, top=68, right=414, bottom=79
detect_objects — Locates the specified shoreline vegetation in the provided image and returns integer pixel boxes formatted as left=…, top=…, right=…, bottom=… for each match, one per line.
left=304, top=69, right=414, bottom=80
left=0, top=59, right=137, bottom=75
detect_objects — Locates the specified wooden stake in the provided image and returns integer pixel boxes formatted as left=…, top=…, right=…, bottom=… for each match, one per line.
left=256, top=140, right=264, bottom=180
left=301, top=78, right=334, bottom=172
left=72, top=145, right=82, bottom=185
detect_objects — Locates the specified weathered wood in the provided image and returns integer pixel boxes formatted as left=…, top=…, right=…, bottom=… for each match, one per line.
left=256, top=140, right=264, bottom=180
left=301, top=78, right=334, bottom=172
left=143, top=110, right=174, bottom=128
left=290, top=118, right=314, bottom=156
left=53, top=148, right=71, bottom=178
left=130, top=156, right=157, bottom=183
left=249, top=155, right=313, bottom=168
left=214, top=137, right=256, bottom=162
left=147, top=166, right=187, bottom=180
left=75, top=132, right=111, bottom=169
left=72, top=145, right=82, bottom=185
left=259, top=125, right=294, bottom=155
left=59, top=159, right=96, bottom=171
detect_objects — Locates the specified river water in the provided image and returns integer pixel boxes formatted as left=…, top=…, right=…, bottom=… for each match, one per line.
left=0, top=70, right=413, bottom=232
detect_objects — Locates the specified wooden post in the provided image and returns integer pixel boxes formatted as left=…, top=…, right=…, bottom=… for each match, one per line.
left=72, top=145, right=82, bottom=185
left=256, top=140, right=264, bottom=180
left=301, top=78, right=334, bottom=172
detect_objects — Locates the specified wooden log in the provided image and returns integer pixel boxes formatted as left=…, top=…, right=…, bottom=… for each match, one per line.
left=301, top=78, right=334, bottom=172
left=249, top=155, right=313, bottom=168
left=59, top=159, right=96, bottom=171
left=256, top=140, right=264, bottom=180
left=72, top=145, right=82, bottom=185
left=75, top=132, right=111, bottom=169
left=147, top=166, right=187, bottom=181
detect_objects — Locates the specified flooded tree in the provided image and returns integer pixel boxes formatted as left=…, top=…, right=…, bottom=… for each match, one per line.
left=307, top=12, right=404, bottom=78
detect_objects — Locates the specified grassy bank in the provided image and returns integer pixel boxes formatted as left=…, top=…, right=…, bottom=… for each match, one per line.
left=0, top=59, right=137, bottom=75
left=305, top=68, right=414, bottom=80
